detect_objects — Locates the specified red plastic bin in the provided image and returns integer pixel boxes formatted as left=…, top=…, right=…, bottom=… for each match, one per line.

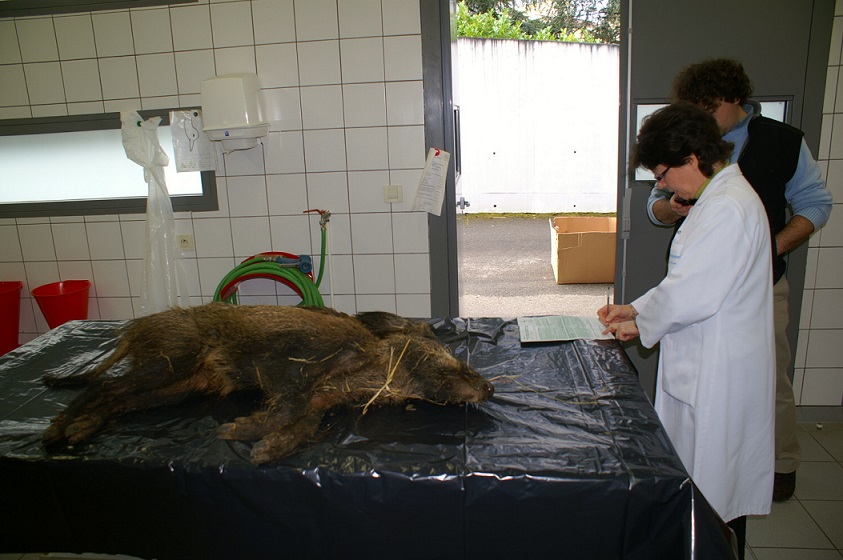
left=31, top=280, right=91, bottom=330
left=0, top=281, right=22, bottom=355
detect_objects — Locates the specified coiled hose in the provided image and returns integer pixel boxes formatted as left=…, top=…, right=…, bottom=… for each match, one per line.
left=212, top=209, right=330, bottom=307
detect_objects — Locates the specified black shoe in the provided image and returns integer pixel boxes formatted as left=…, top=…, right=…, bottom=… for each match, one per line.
left=773, top=471, right=796, bottom=502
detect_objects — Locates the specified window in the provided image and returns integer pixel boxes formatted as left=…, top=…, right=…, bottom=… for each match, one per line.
left=0, top=109, right=217, bottom=219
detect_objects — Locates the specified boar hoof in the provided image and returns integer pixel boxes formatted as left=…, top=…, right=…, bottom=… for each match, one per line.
left=250, top=433, right=301, bottom=465
left=64, top=415, right=104, bottom=444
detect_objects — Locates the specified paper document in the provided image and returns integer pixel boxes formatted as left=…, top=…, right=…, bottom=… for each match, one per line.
left=412, top=148, right=450, bottom=215
left=517, top=315, right=615, bottom=343
left=170, top=109, right=216, bottom=172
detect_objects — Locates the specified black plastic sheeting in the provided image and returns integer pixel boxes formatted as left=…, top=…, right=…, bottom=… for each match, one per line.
left=0, top=318, right=736, bottom=560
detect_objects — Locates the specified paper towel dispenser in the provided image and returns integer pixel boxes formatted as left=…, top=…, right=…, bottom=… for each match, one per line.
left=201, top=73, right=269, bottom=152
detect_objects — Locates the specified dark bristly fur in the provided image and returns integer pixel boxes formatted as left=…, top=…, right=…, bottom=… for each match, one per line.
left=42, top=303, right=493, bottom=464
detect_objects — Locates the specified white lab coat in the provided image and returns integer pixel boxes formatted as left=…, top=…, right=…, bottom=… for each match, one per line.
left=633, top=164, right=775, bottom=522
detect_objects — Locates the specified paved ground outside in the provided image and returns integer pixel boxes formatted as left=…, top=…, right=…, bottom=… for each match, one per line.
left=457, top=214, right=613, bottom=319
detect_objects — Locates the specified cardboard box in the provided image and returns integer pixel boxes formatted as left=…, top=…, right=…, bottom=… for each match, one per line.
left=549, top=217, right=616, bottom=284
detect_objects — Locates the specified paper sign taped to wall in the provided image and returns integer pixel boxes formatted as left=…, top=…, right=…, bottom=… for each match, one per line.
left=412, top=148, right=450, bottom=215
left=170, top=110, right=216, bottom=172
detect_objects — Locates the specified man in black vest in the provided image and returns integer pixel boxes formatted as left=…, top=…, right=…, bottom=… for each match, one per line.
left=647, top=59, right=833, bottom=502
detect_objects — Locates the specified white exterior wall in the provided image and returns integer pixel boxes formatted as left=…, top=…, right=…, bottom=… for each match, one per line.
left=457, top=38, right=619, bottom=213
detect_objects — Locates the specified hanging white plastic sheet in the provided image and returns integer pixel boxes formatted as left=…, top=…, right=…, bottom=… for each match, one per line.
left=121, top=111, right=188, bottom=315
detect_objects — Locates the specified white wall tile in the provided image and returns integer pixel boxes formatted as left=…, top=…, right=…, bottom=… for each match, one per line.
left=804, top=247, right=819, bottom=289
left=830, top=16, right=843, bottom=65
left=814, top=247, right=843, bottom=288
left=805, top=328, right=843, bottom=367
left=87, top=222, right=125, bottom=259
left=827, top=66, right=841, bottom=113
left=819, top=114, right=833, bottom=160
left=394, top=253, right=430, bottom=293
left=227, top=175, right=269, bottom=216
left=353, top=254, right=394, bottom=293
left=315, top=253, right=355, bottom=295
left=382, top=0, right=421, bottom=36
left=18, top=224, right=56, bottom=261
left=339, top=37, right=384, bottom=83
left=93, top=12, right=135, bottom=57
left=223, top=142, right=265, bottom=175
left=231, top=216, right=271, bottom=257
left=387, top=125, right=426, bottom=169
left=31, top=104, right=67, bottom=118
left=54, top=15, right=96, bottom=60
left=348, top=170, right=390, bottom=213
left=351, top=213, right=393, bottom=253
left=213, top=46, right=256, bottom=75
left=383, top=35, right=422, bottom=81
left=0, top=21, right=21, bottom=64
left=0, top=107, right=31, bottom=119
left=263, top=131, right=306, bottom=174
left=810, top=289, right=843, bottom=329
left=269, top=214, right=312, bottom=255
left=0, top=65, right=29, bottom=106
left=142, top=96, right=179, bottom=110
left=99, top=57, right=141, bottom=100
left=338, top=0, right=382, bottom=39
left=792, top=367, right=805, bottom=403
left=98, top=297, right=135, bottom=320
left=388, top=168, right=423, bottom=212
left=197, top=256, right=236, bottom=296
left=305, top=171, right=349, bottom=213
left=120, top=220, right=146, bottom=260
left=210, top=1, right=254, bottom=48
left=51, top=223, right=90, bottom=261
left=300, top=85, right=344, bottom=129
left=24, top=63, right=65, bottom=105
left=355, top=294, right=396, bottom=313
left=829, top=114, right=843, bottom=160
left=261, top=87, right=303, bottom=131
left=386, top=81, right=424, bottom=125
left=132, top=8, right=174, bottom=54
left=125, top=258, right=143, bottom=296
left=396, top=293, right=430, bottom=318
left=312, top=211, right=350, bottom=254
left=178, top=257, right=201, bottom=297
left=57, top=261, right=94, bottom=287
left=24, top=261, right=60, bottom=292
left=170, top=5, right=213, bottom=51
left=346, top=127, right=388, bottom=170
left=256, top=43, right=299, bottom=88
left=799, top=290, right=814, bottom=330
left=267, top=174, right=309, bottom=216
left=252, top=0, right=296, bottom=45
left=16, top=18, right=58, bottom=63
left=0, top=225, right=23, bottom=262
left=175, top=49, right=216, bottom=94
left=91, top=260, right=130, bottom=297
left=800, top=368, right=843, bottom=405
left=343, top=83, right=386, bottom=127
left=194, top=217, right=234, bottom=257
left=62, top=59, right=102, bottom=102
left=304, top=129, right=347, bottom=172
left=392, top=211, right=428, bottom=253
left=818, top=207, right=843, bottom=246
left=827, top=160, right=843, bottom=203
left=294, top=0, right=339, bottom=41
left=297, top=40, right=341, bottom=86
left=69, top=101, right=104, bottom=114
left=136, top=53, right=179, bottom=97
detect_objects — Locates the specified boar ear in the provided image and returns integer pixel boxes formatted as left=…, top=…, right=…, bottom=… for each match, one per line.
left=354, top=312, right=436, bottom=340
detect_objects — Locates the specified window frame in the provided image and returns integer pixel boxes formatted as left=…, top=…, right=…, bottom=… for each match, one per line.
left=0, top=108, right=218, bottom=219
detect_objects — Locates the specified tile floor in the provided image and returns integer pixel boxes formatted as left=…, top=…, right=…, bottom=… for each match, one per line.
left=0, top=422, right=840, bottom=560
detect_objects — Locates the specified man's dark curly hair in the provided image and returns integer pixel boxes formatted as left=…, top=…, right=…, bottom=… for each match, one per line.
left=633, top=102, right=733, bottom=177
left=671, top=58, right=754, bottom=112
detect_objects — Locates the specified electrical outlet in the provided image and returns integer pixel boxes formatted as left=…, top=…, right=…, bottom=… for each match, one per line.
left=177, top=234, right=195, bottom=251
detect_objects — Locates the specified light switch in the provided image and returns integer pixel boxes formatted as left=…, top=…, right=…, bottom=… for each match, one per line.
left=384, top=184, right=403, bottom=203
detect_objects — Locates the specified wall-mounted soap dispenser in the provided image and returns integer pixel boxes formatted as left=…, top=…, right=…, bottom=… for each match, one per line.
left=200, top=73, right=269, bottom=152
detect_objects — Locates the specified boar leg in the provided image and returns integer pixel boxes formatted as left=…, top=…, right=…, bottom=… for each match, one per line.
left=249, top=411, right=325, bottom=465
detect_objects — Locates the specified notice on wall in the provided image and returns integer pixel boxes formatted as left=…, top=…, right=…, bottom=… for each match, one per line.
left=170, top=110, right=216, bottom=172
left=412, top=148, right=450, bottom=215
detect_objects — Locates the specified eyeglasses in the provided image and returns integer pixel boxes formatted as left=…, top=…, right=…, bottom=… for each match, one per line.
left=653, top=167, right=671, bottom=183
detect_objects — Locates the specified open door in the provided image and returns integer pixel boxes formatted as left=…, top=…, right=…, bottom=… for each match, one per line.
left=616, top=0, right=833, bottom=399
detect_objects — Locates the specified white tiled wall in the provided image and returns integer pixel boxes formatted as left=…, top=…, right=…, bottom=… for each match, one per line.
left=0, top=0, right=432, bottom=345
left=793, top=0, right=843, bottom=406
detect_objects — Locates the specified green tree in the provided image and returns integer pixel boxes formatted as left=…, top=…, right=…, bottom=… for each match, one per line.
left=458, top=0, right=619, bottom=44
